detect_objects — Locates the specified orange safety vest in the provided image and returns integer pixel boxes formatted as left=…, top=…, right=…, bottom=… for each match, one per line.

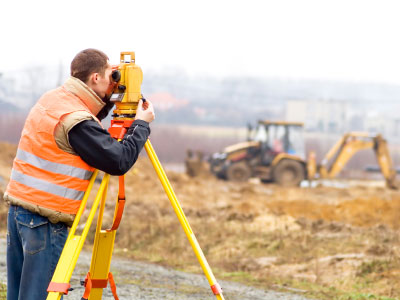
left=5, top=86, right=101, bottom=214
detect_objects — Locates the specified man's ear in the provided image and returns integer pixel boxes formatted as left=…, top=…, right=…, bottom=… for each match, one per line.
left=89, top=73, right=99, bottom=84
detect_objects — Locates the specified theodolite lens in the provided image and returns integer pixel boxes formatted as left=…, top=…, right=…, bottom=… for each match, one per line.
left=112, top=70, right=121, bottom=82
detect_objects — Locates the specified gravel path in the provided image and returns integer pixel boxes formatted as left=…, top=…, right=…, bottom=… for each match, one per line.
left=0, top=237, right=311, bottom=300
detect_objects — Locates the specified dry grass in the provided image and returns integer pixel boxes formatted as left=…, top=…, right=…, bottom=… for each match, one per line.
left=1, top=141, right=400, bottom=299
left=0, top=142, right=16, bottom=228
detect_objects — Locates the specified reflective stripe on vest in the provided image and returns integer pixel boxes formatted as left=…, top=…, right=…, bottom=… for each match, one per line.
left=11, top=169, right=85, bottom=201
left=16, top=149, right=93, bottom=180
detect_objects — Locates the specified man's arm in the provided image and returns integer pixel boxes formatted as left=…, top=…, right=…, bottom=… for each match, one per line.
left=68, top=119, right=150, bottom=176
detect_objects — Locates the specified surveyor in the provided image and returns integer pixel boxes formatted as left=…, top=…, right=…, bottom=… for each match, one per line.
left=3, top=48, right=155, bottom=300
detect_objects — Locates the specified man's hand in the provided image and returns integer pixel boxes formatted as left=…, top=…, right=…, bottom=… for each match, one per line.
left=135, top=99, right=155, bottom=123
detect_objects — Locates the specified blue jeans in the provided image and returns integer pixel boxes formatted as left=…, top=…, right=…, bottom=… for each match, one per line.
left=7, top=205, right=68, bottom=300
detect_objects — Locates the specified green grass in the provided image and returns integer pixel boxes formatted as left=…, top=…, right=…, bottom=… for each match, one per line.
left=336, top=293, right=396, bottom=300
left=357, top=260, right=392, bottom=277
left=0, top=282, right=6, bottom=300
left=215, top=269, right=399, bottom=300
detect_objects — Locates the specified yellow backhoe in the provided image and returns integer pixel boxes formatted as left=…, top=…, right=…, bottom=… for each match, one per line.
left=205, top=120, right=398, bottom=189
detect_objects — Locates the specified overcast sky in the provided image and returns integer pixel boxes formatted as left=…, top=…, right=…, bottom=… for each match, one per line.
left=1, top=0, right=400, bottom=84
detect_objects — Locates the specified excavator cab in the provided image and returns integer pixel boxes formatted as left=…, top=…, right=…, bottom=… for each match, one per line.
left=209, top=121, right=307, bottom=186
left=254, top=121, right=305, bottom=165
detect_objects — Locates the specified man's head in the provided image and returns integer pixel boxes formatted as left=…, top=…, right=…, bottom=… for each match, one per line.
left=71, top=49, right=113, bottom=100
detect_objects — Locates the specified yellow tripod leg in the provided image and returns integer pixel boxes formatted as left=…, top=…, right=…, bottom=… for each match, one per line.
left=86, top=177, right=118, bottom=300
left=47, top=171, right=111, bottom=300
left=144, top=140, right=226, bottom=300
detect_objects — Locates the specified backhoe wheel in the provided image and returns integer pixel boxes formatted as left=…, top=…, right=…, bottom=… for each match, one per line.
left=272, top=160, right=305, bottom=187
left=226, top=162, right=251, bottom=182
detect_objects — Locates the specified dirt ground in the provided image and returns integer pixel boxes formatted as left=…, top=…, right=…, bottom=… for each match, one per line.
left=1, top=141, right=400, bottom=299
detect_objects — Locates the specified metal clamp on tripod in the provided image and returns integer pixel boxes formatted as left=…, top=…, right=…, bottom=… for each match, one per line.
left=46, top=52, right=225, bottom=300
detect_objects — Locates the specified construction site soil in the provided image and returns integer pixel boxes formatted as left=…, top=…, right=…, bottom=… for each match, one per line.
left=1, top=141, right=400, bottom=299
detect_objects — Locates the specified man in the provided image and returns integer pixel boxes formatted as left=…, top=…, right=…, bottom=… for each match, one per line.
left=4, top=48, right=155, bottom=300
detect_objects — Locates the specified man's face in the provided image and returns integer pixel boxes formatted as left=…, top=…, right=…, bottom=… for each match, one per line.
left=92, top=62, right=113, bottom=100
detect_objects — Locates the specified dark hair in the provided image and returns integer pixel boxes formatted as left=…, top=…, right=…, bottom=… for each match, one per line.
left=70, top=49, right=109, bottom=83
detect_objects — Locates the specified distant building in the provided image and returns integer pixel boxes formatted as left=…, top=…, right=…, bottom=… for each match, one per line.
left=364, top=112, right=399, bottom=138
left=147, top=92, right=189, bottom=111
left=0, top=73, right=32, bottom=110
left=0, top=73, right=12, bottom=101
left=286, top=99, right=348, bottom=133
left=285, top=100, right=307, bottom=124
left=394, top=119, right=400, bottom=137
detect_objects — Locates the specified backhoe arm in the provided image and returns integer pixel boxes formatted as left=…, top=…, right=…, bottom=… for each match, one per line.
left=374, top=135, right=398, bottom=189
left=320, top=133, right=371, bottom=178
left=319, top=132, right=398, bottom=189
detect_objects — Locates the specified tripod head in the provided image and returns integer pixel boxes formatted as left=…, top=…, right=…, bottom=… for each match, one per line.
left=110, top=52, right=143, bottom=120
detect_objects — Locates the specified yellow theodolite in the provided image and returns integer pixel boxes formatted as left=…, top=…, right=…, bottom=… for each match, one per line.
left=46, top=52, right=225, bottom=300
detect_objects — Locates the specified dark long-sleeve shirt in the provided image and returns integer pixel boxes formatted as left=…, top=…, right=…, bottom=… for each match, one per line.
left=68, top=119, right=150, bottom=176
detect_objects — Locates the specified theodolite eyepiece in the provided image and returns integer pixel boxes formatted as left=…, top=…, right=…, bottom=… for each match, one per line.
left=111, top=70, right=121, bottom=82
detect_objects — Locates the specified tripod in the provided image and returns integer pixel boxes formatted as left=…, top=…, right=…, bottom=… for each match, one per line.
left=45, top=118, right=225, bottom=299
